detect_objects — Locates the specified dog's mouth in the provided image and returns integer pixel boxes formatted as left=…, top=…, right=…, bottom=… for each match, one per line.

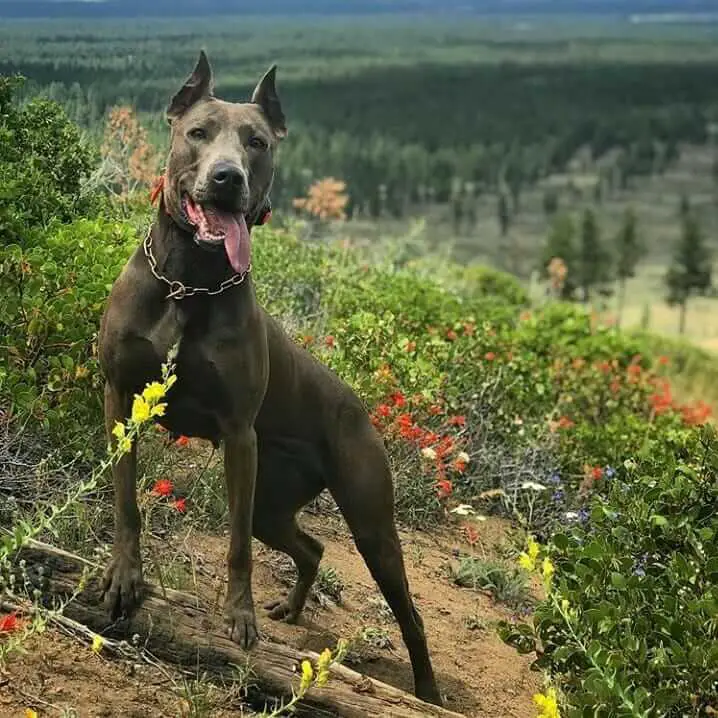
left=181, top=195, right=251, bottom=275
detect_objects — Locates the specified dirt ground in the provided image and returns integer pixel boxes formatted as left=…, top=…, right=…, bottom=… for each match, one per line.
left=0, top=513, right=539, bottom=718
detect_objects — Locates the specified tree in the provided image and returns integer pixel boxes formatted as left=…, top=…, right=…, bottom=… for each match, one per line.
left=497, top=191, right=510, bottom=237
left=614, top=208, right=642, bottom=327
left=577, top=208, right=612, bottom=303
left=542, top=213, right=577, bottom=299
left=665, top=209, right=712, bottom=335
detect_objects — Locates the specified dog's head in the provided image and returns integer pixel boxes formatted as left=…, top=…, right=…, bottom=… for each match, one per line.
left=163, top=51, right=286, bottom=273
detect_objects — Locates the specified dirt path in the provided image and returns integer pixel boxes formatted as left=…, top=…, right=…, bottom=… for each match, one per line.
left=1, top=515, right=539, bottom=717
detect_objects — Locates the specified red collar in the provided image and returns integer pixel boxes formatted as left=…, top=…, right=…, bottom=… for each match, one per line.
left=150, top=174, right=272, bottom=227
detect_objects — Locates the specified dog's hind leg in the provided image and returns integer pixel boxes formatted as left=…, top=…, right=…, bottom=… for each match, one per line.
left=328, top=421, right=442, bottom=706
left=254, top=513, right=324, bottom=624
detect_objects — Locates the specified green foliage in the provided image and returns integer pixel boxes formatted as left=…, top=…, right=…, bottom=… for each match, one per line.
left=451, top=556, right=532, bottom=609
left=615, top=207, right=641, bottom=282
left=499, top=426, right=718, bottom=717
left=0, top=75, right=99, bottom=246
left=543, top=213, right=577, bottom=299
left=0, top=218, right=137, bottom=451
left=665, top=211, right=712, bottom=309
left=577, top=208, right=612, bottom=302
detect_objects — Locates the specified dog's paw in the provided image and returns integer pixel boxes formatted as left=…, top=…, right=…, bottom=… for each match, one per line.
left=102, top=555, right=144, bottom=621
left=264, top=599, right=301, bottom=624
left=224, top=603, right=259, bottom=650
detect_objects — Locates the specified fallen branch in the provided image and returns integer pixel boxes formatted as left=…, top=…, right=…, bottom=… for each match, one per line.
left=17, top=540, right=464, bottom=718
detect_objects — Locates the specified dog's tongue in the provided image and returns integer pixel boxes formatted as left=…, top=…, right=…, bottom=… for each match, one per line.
left=216, top=210, right=250, bottom=274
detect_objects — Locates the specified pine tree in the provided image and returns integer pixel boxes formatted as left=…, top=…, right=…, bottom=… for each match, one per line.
left=615, top=208, right=642, bottom=327
left=665, top=208, right=712, bottom=335
left=542, top=213, right=577, bottom=299
left=497, top=191, right=510, bottom=237
left=577, top=208, right=611, bottom=303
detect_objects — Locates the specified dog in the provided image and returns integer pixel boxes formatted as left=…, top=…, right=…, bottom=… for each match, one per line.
left=98, top=51, right=441, bottom=705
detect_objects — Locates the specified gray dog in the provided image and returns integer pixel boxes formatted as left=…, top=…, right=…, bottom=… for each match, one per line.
left=98, top=51, right=441, bottom=705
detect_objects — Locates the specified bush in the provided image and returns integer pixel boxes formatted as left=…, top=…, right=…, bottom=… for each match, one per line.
left=0, top=76, right=99, bottom=247
left=0, top=218, right=137, bottom=451
left=500, top=426, right=718, bottom=717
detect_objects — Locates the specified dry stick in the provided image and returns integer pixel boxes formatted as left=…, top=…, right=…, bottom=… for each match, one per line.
left=18, top=540, right=465, bottom=718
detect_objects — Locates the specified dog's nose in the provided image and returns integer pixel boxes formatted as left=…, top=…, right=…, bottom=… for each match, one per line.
left=211, top=163, right=245, bottom=191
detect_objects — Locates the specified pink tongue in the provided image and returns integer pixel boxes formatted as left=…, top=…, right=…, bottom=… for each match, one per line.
left=216, top=211, right=251, bottom=274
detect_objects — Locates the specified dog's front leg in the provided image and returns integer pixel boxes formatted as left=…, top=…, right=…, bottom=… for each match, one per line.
left=223, top=426, right=259, bottom=649
left=102, top=381, right=144, bottom=619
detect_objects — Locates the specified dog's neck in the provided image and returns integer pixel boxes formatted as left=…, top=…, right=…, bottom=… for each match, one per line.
left=148, top=199, right=252, bottom=293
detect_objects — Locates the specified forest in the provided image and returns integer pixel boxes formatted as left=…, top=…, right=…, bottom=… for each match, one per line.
left=2, top=17, right=718, bottom=221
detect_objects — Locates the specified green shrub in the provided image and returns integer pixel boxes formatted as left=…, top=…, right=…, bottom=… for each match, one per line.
left=0, top=76, right=99, bottom=247
left=0, top=218, right=137, bottom=450
left=499, top=426, right=718, bottom=717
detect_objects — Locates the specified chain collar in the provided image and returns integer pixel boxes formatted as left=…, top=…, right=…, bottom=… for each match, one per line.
left=142, top=224, right=251, bottom=300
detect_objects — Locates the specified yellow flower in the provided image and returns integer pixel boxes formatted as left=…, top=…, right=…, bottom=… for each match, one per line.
left=91, top=634, right=104, bottom=654
left=131, top=395, right=151, bottom=424
left=316, top=648, right=333, bottom=687
left=150, top=402, right=167, bottom=418
left=299, top=659, right=314, bottom=692
left=112, top=422, right=126, bottom=439
left=542, top=557, right=555, bottom=585
left=519, top=535, right=541, bottom=572
left=533, top=687, right=560, bottom=718
left=560, top=598, right=570, bottom=614
left=25, top=710, right=38, bottom=718
left=118, top=437, right=132, bottom=454
left=519, top=552, right=536, bottom=571
left=142, top=381, right=166, bottom=404
left=527, top=536, right=540, bottom=562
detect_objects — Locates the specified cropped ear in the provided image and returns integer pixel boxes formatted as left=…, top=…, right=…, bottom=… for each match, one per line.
left=166, top=50, right=214, bottom=122
left=251, top=65, right=287, bottom=139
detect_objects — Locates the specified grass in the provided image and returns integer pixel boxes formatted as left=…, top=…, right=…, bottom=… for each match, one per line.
left=450, top=556, right=533, bottom=610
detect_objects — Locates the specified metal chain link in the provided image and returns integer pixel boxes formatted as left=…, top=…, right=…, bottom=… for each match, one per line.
left=142, top=224, right=251, bottom=300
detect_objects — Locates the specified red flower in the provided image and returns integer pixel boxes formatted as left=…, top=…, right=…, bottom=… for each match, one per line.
left=626, top=364, right=642, bottom=382
left=650, top=381, right=673, bottom=414
left=172, top=497, right=187, bottom=514
left=175, top=435, right=190, bottom=448
left=453, top=458, right=468, bottom=473
left=610, top=379, right=621, bottom=395
left=376, top=403, right=392, bottom=418
left=436, top=479, right=453, bottom=499
left=681, top=401, right=712, bottom=426
left=151, top=479, right=174, bottom=497
left=419, top=431, right=440, bottom=448
left=428, top=404, right=443, bottom=416
left=391, top=391, right=406, bottom=408
left=0, top=613, right=21, bottom=633
left=657, top=355, right=670, bottom=367
left=596, top=361, right=612, bottom=375
left=557, top=416, right=574, bottom=429
left=485, top=352, right=496, bottom=361
left=463, top=524, right=480, bottom=547
left=324, top=335, right=335, bottom=348
left=405, top=341, right=417, bottom=352
left=446, top=329, right=458, bottom=342
left=591, top=467, right=603, bottom=481
left=396, top=413, right=414, bottom=428
left=447, top=415, right=466, bottom=427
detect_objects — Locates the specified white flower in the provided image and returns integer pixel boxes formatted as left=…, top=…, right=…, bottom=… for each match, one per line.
left=421, top=447, right=437, bottom=460
left=450, top=504, right=474, bottom=516
left=565, top=511, right=579, bottom=520
left=456, top=451, right=470, bottom=464
left=521, top=481, right=547, bottom=492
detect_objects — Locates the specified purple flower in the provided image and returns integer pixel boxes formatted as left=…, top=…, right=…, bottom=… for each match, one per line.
left=552, top=490, right=565, bottom=503
left=605, top=466, right=616, bottom=480
left=549, top=472, right=562, bottom=485
left=578, top=508, right=590, bottom=524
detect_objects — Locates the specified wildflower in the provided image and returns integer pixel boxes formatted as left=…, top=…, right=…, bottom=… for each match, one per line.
left=485, top=351, right=496, bottom=361
left=446, top=329, right=458, bottom=341
left=25, top=710, right=38, bottom=718
left=521, top=481, right=546, bottom=492
left=457, top=451, right=470, bottom=464
left=556, top=416, right=574, bottom=430
left=112, top=422, right=126, bottom=440
left=450, top=504, right=475, bottom=516
left=151, top=479, right=174, bottom=497
left=405, top=340, right=416, bottom=352
left=541, top=557, right=555, bottom=586
left=324, top=335, right=335, bottom=348
left=173, top=498, right=187, bottom=514
left=0, top=613, right=20, bottom=632
left=453, top=457, right=468, bottom=473
left=315, top=648, right=332, bottom=687
left=131, top=395, right=151, bottom=424
left=390, top=391, right=406, bottom=408
left=657, top=355, right=670, bottom=366
left=533, top=686, right=560, bottom=718
left=577, top=508, right=590, bottom=524
left=549, top=472, right=562, bottom=485
left=519, top=536, right=540, bottom=572
left=428, top=404, right=443, bottom=416
left=175, top=435, right=190, bottom=447
left=464, top=524, right=480, bottom=547
left=421, top=447, right=437, bottom=461
left=375, top=404, right=391, bottom=418
left=590, top=466, right=603, bottom=481
left=604, top=466, right=616, bottom=479
left=436, top=479, right=453, bottom=499
left=551, top=490, right=564, bottom=503
left=117, top=436, right=132, bottom=454
left=299, top=659, right=314, bottom=692
left=560, top=599, right=570, bottom=614
left=447, top=415, right=466, bottom=427
left=91, top=634, right=104, bottom=654
left=141, top=381, right=166, bottom=403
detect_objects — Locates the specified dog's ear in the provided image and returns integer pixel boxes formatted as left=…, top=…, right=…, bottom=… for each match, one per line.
left=167, top=50, right=214, bottom=122
left=251, top=65, right=287, bottom=139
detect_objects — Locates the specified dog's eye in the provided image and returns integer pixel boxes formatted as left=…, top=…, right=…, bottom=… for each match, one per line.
left=188, top=127, right=207, bottom=141
left=248, top=136, right=268, bottom=151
